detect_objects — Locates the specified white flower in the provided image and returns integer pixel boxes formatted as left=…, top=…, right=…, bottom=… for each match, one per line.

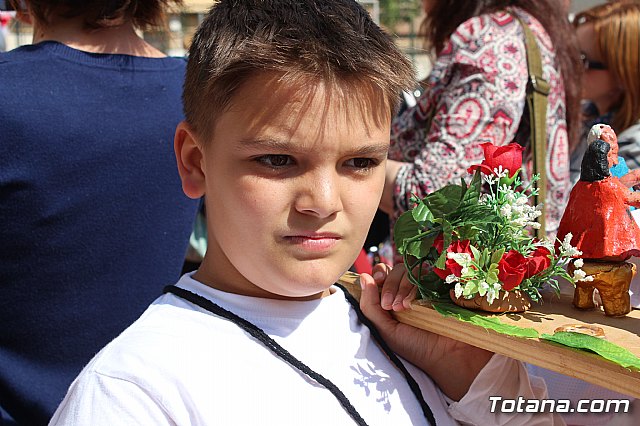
left=478, top=280, right=489, bottom=296
left=483, top=174, right=498, bottom=185
left=445, top=274, right=458, bottom=284
left=486, top=285, right=498, bottom=304
left=560, top=233, right=583, bottom=257
left=500, top=204, right=512, bottom=218
left=513, top=217, right=528, bottom=227
left=515, top=195, right=528, bottom=205
left=493, top=165, right=508, bottom=178
left=574, top=268, right=594, bottom=282
left=511, top=203, right=524, bottom=215
left=574, top=258, right=584, bottom=268
left=454, top=283, right=464, bottom=298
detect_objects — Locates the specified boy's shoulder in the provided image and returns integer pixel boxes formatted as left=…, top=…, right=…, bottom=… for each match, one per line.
left=86, top=291, right=251, bottom=374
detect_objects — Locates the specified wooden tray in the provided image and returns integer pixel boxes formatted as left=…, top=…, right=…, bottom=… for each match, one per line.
left=337, top=271, right=640, bottom=398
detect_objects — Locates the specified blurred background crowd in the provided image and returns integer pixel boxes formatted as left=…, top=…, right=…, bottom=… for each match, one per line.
left=0, top=1, right=608, bottom=76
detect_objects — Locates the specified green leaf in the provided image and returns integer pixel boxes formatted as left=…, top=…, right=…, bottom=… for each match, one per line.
left=404, top=235, right=438, bottom=259
left=463, top=281, right=478, bottom=297
left=420, top=233, right=438, bottom=254
left=470, top=245, right=481, bottom=263
left=441, top=220, right=453, bottom=245
left=479, top=248, right=489, bottom=267
left=490, top=249, right=505, bottom=264
left=541, top=332, right=640, bottom=370
left=435, top=250, right=447, bottom=269
left=424, top=184, right=464, bottom=218
left=414, top=270, right=450, bottom=300
left=394, top=211, right=420, bottom=254
left=486, top=271, right=499, bottom=285
left=461, top=171, right=482, bottom=206
left=432, top=302, right=540, bottom=338
left=411, top=199, right=433, bottom=224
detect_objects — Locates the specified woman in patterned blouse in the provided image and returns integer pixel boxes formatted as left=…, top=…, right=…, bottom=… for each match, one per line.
left=380, top=0, right=582, bottom=238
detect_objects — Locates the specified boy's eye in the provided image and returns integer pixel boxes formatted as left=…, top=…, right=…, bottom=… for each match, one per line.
left=345, top=158, right=378, bottom=169
left=256, top=154, right=293, bottom=168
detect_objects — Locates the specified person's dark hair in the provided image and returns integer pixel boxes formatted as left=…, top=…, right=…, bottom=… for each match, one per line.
left=184, top=0, right=416, bottom=141
left=419, top=0, right=582, bottom=154
left=580, top=139, right=611, bottom=182
left=13, top=0, right=181, bottom=29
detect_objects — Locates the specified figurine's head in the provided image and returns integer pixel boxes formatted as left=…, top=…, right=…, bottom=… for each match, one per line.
left=587, top=123, right=618, bottom=167
left=581, top=138, right=611, bottom=182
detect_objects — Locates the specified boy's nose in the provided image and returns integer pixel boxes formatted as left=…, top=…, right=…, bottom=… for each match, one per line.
left=294, top=171, right=343, bottom=218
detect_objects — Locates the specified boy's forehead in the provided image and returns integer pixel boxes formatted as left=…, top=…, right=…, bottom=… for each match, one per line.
left=204, top=72, right=391, bottom=152
left=222, top=71, right=391, bottom=134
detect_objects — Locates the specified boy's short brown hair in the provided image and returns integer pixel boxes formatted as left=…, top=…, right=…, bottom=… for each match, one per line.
left=183, top=0, right=415, bottom=141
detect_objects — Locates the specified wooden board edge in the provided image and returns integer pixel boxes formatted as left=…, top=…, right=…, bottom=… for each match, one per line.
left=337, top=272, right=640, bottom=398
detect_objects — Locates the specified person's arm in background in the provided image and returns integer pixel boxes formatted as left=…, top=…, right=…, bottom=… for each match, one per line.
left=381, top=14, right=529, bottom=218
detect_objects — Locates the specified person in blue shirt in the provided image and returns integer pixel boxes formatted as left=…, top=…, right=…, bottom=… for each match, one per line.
left=0, top=1, right=197, bottom=424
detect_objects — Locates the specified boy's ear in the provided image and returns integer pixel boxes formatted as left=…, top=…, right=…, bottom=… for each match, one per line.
left=174, top=121, right=206, bottom=199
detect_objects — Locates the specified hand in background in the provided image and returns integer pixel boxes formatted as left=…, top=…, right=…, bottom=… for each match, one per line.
left=359, top=263, right=494, bottom=401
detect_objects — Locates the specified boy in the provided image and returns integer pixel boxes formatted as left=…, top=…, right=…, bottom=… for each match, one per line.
left=50, top=1, right=558, bottom=424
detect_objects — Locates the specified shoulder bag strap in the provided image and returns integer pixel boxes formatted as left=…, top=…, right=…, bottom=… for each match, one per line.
left=515, top=14, right=549, bottom=237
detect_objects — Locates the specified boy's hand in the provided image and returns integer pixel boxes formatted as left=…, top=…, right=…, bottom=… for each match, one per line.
left=359, top=264, right=494, bottom=401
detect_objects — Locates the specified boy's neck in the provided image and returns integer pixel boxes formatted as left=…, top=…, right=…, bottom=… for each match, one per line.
left=31, top=16, right=165, bottom=57
left=192, top=266, right=333, bottom=301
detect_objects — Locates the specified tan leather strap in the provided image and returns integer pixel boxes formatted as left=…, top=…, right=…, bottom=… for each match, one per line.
left=515, top=15, right=549, bottom=238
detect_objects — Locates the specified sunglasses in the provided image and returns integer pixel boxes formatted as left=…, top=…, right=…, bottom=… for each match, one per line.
left=580, top=53, right=607, bottom=71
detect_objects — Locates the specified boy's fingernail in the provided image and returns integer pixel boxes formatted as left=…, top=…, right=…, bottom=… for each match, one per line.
left=381, top=292, right=393, bottom=308
left=359, top=278, right=365, bottom=290
left=373, top=271, right=385, bottom=281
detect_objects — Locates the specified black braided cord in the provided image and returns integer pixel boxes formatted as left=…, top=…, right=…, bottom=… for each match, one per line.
left=334, top=283, right=436, bottom=426
left=163, top=284, right=436, bottom=426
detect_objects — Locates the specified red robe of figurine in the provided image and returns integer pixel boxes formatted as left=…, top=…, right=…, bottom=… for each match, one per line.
left=557, top=176, right=640, bottom=261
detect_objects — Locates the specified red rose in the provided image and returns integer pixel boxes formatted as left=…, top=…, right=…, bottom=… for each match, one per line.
left=434, top=239, right=473, bottom=279
left=467, top=142, right=524, bottom=179
left=523, top=246, right=552, bottom=279
left=497, top=250, right=527, bottom=291
left=433, top=233, right=444, bottom=253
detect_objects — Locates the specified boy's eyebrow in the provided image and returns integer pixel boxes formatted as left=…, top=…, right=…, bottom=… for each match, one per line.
left=237, top=137, right=390, bottom=156
left=237, top=137, right=296, bottom=151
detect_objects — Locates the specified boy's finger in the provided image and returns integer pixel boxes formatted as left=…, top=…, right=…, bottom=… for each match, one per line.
left=392, top=270, right=416, bottom=311
left=371, top=263, right=391, bottom=285
left=379, top=266, right=403, bottom=310
left=359, top=273, right=393, bottom=327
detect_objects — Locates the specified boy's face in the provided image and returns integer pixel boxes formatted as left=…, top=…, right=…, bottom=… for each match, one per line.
left=176, top=72, right=390, bottom=300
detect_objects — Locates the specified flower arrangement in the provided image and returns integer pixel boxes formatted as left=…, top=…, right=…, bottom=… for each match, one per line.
left=394, top=143, right=584, bottom=312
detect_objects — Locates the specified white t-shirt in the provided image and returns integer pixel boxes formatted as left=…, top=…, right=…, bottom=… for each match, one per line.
left=50, top=274, right=560, bottom=425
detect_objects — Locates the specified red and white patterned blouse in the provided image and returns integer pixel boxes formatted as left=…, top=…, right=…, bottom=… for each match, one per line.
left=389, top=8, right=570, bottom=236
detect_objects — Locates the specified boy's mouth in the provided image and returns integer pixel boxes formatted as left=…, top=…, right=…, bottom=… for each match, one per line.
left=284, top=232, right=342, bottom=252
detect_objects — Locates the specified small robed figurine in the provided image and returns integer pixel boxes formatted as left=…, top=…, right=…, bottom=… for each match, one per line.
left=557, top=125, right=640, bottom=316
